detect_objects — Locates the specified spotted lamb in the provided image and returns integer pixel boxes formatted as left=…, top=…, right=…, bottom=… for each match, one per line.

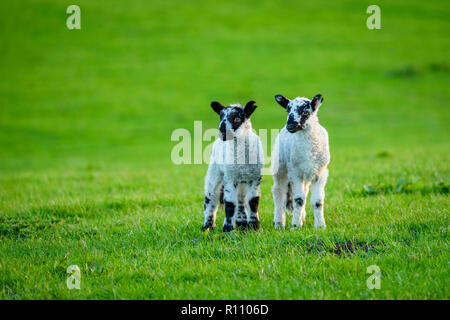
left=202, top=100, right=264, bottom=232
left=271, top=94, right=330, bottom=229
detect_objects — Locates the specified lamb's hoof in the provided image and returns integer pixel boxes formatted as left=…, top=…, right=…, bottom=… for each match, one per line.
left=273, top=222, right=285, bottom=230
left=235, top=221, right=248, bottom=230
left=290, top=224, right=302, bottom=230
left=248, top=219, right=261, bottom=230
left=202, top=224, right=214, bottom=231
left=223, top=224, right=234, bottom=232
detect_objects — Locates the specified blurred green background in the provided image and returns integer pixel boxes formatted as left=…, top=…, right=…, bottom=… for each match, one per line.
left=1, top=0, right=448, bottom=171
left=0, top=0, right=449, bottom=299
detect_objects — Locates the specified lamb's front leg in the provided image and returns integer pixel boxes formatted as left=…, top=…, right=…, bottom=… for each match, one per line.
left=246, top=178, right=261, bottom=230
left=202, top=167, right=223, bottom=231
left=272, top=173, right=288, bottom=229
left=310, top=168, right=328, bottom=228
left=291, top=177, right=307, bottom=228
left=223, top=181, right=237, bottom=232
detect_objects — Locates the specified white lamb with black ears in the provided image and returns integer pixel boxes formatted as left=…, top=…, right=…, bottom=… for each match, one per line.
left=203, top=100, right=264, bottom=232
left=271, top=94, right=330, bottom=229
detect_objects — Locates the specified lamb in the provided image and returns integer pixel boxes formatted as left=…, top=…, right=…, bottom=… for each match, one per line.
left=271, top=94, right=330, bottom=229
left=202, top=100, right=264, bottom=232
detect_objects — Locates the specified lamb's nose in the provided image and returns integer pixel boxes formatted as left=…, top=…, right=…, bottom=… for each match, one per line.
left=286, top=124, right=297, bottom=132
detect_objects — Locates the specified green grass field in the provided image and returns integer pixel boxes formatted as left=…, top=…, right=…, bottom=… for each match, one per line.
left=0, top=0, right=449, bottom=299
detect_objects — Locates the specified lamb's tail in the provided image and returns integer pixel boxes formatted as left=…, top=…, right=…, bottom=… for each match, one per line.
left=286, top=182, right=293, bottom=214
left=219, top=185, right=224, bottom=205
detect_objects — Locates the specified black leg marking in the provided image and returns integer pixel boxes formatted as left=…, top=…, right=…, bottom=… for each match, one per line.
left=223, top=201, right=235, bottom=232
left=249, top=196, right=260, bottom=213
left=225, top=201, right=236, bottom=219
left=315, top=201, right=323, bottom=209
left=235, top=203, right=248, bottom=229
left=294, top=197, right=304, bottom=207
left=202, top=196, right=214, bottom=231
left=248, top=196, right=261, bottom=230
left=204, top=196, right=210, bottom=210
left=292, top=197, right=304, bottom=228
left=202, top=220, right=214, bottom=231
left=202, top=215, right=214, bottom=231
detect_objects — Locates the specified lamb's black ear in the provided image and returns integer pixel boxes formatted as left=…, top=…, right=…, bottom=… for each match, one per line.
left=210, top=101, right=225, bottom=115
left=311, top=94, right=323, bottom=111
left=275, top=94, right=290, bottom=109
left=244, top=100, right=257, bottom=118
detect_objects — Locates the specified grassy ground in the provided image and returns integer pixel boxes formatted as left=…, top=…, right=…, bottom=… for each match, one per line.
left=0, top=0, right=449, bottom=299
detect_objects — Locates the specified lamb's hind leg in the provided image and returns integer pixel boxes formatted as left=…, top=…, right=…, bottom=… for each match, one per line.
left=235, top=183, right=249, bottom=229
left=247, top=178, right=261, bottom=230
left=286, top=182, right=293, bottom=215
left=300, top=181, right=310, bottom=226
left=202, top=166, right=223, bottom=231
left=310, top=168, right=328, bottom=229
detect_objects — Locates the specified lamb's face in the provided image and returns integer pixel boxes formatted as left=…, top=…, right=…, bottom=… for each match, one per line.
left=218, top=106, right=246, bottom=141
left=275, top=94, right=323, bottom=133
left=210, top=101, right=257, bottom=141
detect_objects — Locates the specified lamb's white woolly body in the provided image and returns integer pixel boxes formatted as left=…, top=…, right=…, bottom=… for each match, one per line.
left=203, top=103, right=264, bottom=232
left=272, top=96, right=330, bottom=229
left=273, top=117, right=329, bottom=182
